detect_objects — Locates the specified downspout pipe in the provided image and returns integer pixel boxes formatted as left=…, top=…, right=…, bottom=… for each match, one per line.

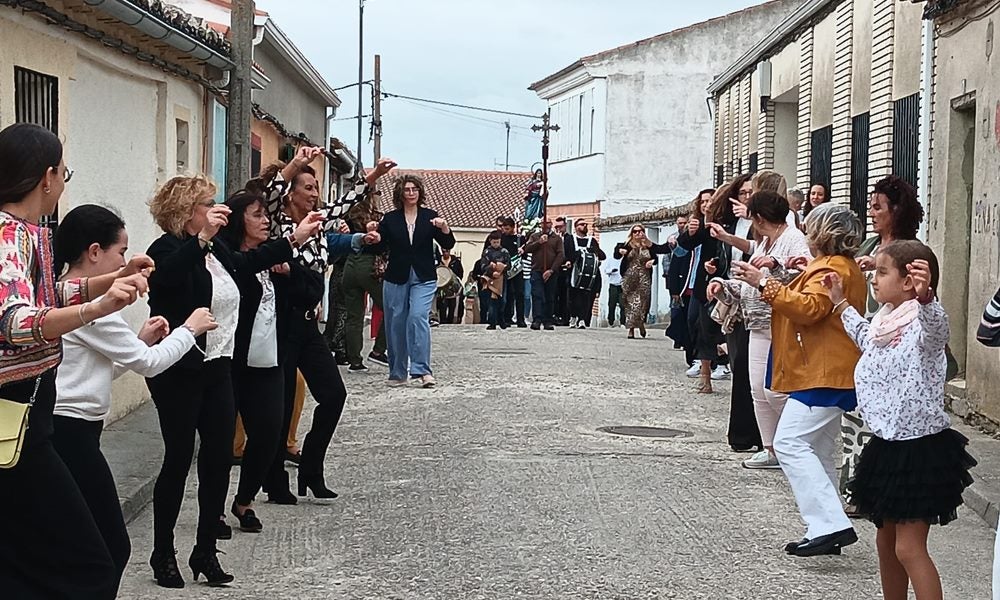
left=917, top=17, right=934, bottom=242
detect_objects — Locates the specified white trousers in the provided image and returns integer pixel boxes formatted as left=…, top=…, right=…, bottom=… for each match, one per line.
left=993, top=526, right=1000, bottom=600
left=773, top=398, right=853, bottom=539
left=748, top=328, right=788, bottom=448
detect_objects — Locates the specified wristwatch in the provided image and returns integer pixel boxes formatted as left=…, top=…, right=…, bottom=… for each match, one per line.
left=757, top=277, right=770, bottom=292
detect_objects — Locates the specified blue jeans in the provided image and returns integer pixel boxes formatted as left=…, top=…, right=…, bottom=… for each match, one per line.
left=383, top=269, right=437, bottom=381
left=523, top=277, right=532, bottom=319
left=530, top=270, right=557, bottom=325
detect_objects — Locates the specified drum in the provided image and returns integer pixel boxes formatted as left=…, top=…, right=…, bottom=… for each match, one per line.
left=436, top=265, right=462, bottom=298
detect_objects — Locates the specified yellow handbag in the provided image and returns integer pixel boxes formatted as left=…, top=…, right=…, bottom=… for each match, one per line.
left=0, top=378, right=41, bottom=469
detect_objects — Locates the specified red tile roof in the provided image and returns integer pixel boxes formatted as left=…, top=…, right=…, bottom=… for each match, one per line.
left=371, top=169, right=532, bottom=229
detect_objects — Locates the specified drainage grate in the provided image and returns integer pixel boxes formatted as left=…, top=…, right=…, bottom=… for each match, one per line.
left=598, top=426, right=691, bottom=439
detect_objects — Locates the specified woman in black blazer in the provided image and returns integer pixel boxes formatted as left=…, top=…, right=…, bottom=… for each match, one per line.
left=375, top=175, right=455, bottom=387
left=145, top=177, right=319, bottom=588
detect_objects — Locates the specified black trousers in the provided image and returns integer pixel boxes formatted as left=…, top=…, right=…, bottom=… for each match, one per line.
left=530, top=270, right=557, bottom=325
left=147, top=358, right=235, bottom=552
left=437, top=296, right=459, bottom=324
left=267, top=314, right=347, bottom=491
left=726, top=323, right=762, bottom=449
left=232, top=364, right=284, bottom=506
left=554, top=270, right=570, bottom=323
left=0, top=372, right=118, bottom=599
left=607, top=284, right=625, bottom=326
left=52, top=416, right=131, bottom=594
left=568, top=287, right=596, bottom=325
left=504, top=276, right=526, bottom=325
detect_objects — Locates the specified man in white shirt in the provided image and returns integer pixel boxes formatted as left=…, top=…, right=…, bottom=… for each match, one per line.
left=604, top=256, right=625, bottom=327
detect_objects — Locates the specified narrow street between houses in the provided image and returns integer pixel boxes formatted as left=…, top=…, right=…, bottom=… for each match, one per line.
left=119, top=326, right=993, bottom=599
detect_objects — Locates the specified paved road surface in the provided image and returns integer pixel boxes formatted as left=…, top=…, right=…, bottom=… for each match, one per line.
left=119, top=326, right=994, bottom=599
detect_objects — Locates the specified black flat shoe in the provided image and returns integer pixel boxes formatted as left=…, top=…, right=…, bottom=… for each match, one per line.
left=266, top=489, right=298, bottom=505
left=285, top=450, right=301, bottom=465
left=792, top=528, right=857, bottom=557
left=785, top=538, right=841, bottom=555
left=150, top=549, right=184, bottom=589
left=215, top=516, right=232, bottom=540
left=189, top=547, right=234, bottom=586
left=230, top=500, right=263, bottom=533
left=298, top=474, right=338, bottom=499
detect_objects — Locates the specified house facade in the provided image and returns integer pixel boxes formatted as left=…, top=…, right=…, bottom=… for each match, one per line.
left=708, top=0, right=925, bottom=233
left=918, top=0, right=1000, bottom=426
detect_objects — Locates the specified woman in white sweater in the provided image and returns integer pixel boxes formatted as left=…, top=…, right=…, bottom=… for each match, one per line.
left=708, top=191, right=812, bottom=470
left=50, top=205, right=217, bottom=593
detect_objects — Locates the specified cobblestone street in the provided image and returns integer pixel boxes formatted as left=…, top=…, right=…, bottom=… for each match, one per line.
left=119, top=326, right=995, bottom=599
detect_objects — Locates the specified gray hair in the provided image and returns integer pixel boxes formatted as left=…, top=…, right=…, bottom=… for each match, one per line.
left=804, top=203, right=862, bottom=258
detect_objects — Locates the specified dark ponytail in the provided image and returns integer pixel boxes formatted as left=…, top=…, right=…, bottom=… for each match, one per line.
left=53, top=205, right=126, bottom=276
left=0, top=123, right=63, bottom=205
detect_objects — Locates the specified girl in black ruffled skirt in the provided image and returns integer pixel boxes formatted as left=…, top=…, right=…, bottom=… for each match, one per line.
left=825, top=240, right=976, bottom=600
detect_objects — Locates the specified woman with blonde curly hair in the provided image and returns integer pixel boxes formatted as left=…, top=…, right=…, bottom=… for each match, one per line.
left=732, top=203, right=866, bottom=557
left=144, top=175, right=321, bottom=588
left=613, top=225, right=671, bottom=339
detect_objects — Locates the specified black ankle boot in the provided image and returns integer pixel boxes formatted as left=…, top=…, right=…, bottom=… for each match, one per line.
left=298, top=472, right=338, bottom=499
left=149, top=549, right=184, bottom=588
left=188, top=547, right=235, bottom=586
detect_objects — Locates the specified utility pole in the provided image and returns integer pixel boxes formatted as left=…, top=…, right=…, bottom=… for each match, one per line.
left=357, top=0, right=364, bottom=163
left=531, top=110, right=560, bottom=222
left=226, top=0, right=254, bottom=196
left=373, top=54, right=382, bottom=162
left=504, top=121, right=510, bottom=171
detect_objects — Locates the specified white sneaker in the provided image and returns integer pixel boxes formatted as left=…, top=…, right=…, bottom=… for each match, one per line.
left=577, top=321, right=586, bottom=329
left=742, top=450, right=781, bottom=470
left=711, top=366, right=731, bottom=380
left=685, top=363, right=700, bottom=378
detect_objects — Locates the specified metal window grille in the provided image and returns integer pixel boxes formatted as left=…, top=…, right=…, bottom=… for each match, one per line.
left=810, top=125, right=833, bottom=194
left=15, top=67, right=59, bottom=229
left=749, top=153, right=759, bottom=175
left=715, top=165, right=724, bottom=187
left=892, top=93, right=920, bottom=188
left=850, top=113, right=871, bottom=238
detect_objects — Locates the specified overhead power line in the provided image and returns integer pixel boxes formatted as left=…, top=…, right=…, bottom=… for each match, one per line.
left=381, top=90, right=541, bottom=119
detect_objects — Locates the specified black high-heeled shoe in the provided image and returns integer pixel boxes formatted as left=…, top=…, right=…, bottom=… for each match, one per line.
left=265, top=489, right=298, bottom=505
left=149, top=548, right=185, bottom=589
left=298, top=473, right=338, bottom=499
left=188, top=546, right=234, bottom=586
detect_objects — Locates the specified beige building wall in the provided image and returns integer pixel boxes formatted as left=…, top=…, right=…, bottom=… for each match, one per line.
left=851, top=0, right=874, bottom=116
left=0, top=8, right=214, bottom=423
left=811, top=13, right=837, bottom=129
left=926, top=8, right=1000, bottom=424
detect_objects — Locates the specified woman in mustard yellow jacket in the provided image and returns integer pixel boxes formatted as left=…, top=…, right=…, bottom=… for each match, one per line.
left=732, top=203, right=866, bottom=558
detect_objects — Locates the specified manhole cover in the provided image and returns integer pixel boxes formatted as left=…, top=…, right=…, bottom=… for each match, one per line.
left=598, top=426, right=691, bottom=439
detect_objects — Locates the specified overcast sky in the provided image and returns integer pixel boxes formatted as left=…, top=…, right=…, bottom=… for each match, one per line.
left=255, top=0, right=768, bottom=172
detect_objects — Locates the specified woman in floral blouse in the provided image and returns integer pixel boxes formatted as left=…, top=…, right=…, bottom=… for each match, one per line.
left=0, top=123, right=152, bottom=599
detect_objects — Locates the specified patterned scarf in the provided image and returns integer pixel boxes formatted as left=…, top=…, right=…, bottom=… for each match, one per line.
left=869, top=299, right=920, bottom=347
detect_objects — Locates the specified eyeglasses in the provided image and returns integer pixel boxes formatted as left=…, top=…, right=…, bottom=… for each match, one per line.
left=631, top=229, right=645, bottom=235
left=738, top=189, right=752, bottom=197
left=197, top=199, right=215, bottom=208
left=403, top=187, right=419, bottom=194
left=63, top=165, right=74, bottom=183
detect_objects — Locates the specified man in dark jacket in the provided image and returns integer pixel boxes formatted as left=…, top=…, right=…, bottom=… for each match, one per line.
left=564, top=218, right=606, bottom=328
left=553, top=216, right=572, bottom=325
left=523, top=219, right=565, bottom=330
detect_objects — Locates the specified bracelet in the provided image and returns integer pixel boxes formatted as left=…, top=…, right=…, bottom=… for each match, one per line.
left=832, top=299, right=848, bottom=314
left=180, top=324, right=197, bottom=337
left=286, top=233, right=301, bottom=250
left=78, top=302, right=92, bottom=327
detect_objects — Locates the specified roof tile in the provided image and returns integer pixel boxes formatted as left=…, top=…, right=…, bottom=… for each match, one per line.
left=372, top=169, right=532, bottom=229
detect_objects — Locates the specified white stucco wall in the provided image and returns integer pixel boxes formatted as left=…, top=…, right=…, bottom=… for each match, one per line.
left=545, top=78, right=607, bottom=208
left=535, top=0, right=800, bottom=219
left=2, top=8, right=210, bottom=422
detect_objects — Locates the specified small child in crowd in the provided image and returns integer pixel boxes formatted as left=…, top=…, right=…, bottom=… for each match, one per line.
left=824, top=240, right=976, bottom=600
left=480, top=231, right=510, bottom=330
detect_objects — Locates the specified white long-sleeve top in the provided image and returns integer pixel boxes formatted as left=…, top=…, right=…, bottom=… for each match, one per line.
left=54, top=312, right=196, bottom=421
left=841, top=300, right=951, bottom=441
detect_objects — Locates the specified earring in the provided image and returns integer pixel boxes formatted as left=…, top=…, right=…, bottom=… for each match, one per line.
left=43, top=186, right=51, bottom=194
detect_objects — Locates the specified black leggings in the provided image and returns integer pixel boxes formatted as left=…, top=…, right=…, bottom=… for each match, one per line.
left=52, top=416, right=131, bottom=593
left=147, top=358, right=235, bottom=552
left=232, top=364, right=284, bottom=506
left=0, top=372, right=118, bottom=599
left=267, top=315, right=347, bottom=490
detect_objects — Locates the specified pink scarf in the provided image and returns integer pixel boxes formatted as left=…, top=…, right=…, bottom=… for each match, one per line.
left=869, top=299, right=920, bottom=347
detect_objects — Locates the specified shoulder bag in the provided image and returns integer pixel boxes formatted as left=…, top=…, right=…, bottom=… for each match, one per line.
left=0, top=377, right=42, bottom=469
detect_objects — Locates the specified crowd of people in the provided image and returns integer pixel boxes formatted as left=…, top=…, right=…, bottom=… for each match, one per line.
left=653, top=168, right=987, bottom=599
left=0, top=117, right=996, bottom=599
left=0, top=122, right=454, bottom=596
